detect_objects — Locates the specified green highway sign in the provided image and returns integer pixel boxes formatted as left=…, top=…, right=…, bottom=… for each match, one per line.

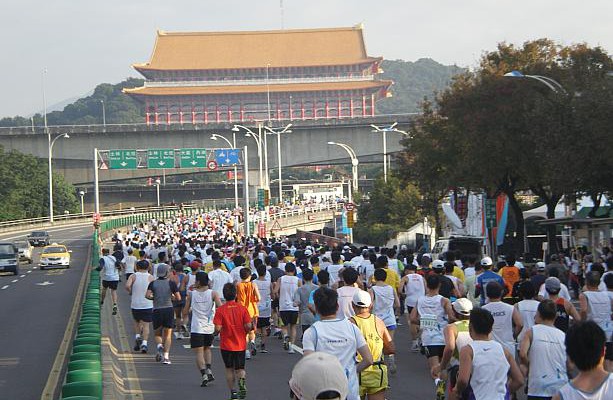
left=179, top=148, right=208, bottom=168
left=109, top=149, right=137, bottom=169
left=147, top=149, right=175, bottom=169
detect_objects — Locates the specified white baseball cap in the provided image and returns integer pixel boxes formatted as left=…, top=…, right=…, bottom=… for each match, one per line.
left=452, top=298, right=473, bottom=316
left=480, top=256, right=493, bottom=267
left=432, top=260, right=445, bottom=270
left=289, top=352, right=348, bottom=400
left=352, top=290, right=372, bottom=307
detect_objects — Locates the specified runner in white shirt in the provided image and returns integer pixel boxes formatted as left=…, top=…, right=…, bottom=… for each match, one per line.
left=325, top=252, right=344, bottom=285
left=369, top=268, right=400, bottom=374
left=125, top=260, right=155, bottom=353
left=208, top=259, right=233, bottom=301
left=275, top=263, right=301, bottom=353
left=122, top=248, right=138, bottom=280
left=182, top=271, right=222, bottom=387
left=454, top=308, right=524, bottom=400
left=303, top=286, right=373, bottom=400
left=519, top=300, right=568, bottom=398
left=514, top=281, right=540, bottom=343
left=580, top=272, right=613, bottom=372
left=336, top=268, right=361, bottom=319
left=401, top=264, right=426, bottom=352
left=254, top=263, right=272, bottom=353
left=482, top=282, right=522, bottom=354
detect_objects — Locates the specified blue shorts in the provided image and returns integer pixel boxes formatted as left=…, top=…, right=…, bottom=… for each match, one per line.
left=387, top=324, right=397, bottom=331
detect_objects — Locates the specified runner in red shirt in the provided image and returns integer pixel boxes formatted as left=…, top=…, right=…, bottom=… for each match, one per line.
left=214, top=283, right=253, bottom=400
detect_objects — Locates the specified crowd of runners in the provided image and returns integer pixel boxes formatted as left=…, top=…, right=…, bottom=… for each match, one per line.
left=96, top=208, right=613, bottom=400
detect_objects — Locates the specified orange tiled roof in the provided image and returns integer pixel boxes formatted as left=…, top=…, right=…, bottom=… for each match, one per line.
left=123, top=80, right=392, bottom=97
left=133, top=26, right=381, bottom=71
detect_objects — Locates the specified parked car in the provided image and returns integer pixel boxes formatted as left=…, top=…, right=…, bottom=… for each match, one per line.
left=15, top=241, right=33, bottom=264
left=40, top=243, right=71, bottom=270
left=27, top=231, right=50, bottom=247
left=431, top=235, right=484, bottom=261
left=0, top=242, right=19, bottom=275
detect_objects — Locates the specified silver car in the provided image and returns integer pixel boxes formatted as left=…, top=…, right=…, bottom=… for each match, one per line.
left=16, top=241, right=33, bottom=264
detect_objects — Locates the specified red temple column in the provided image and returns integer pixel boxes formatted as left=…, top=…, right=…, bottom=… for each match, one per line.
left=289, top=97, right=293, bottom=121
left=145, top=100, right=150, bottom=125
left=204, top=102, right=208, bottom=124
left=313, top=99, right=317, bottom=120
left=325, top=99, right=329, bottom=119
left=276, top=100, right=280, bottom=121
left=166, top=101, right=170, bottom=125
left=337, top=97, right=342, bottom=119
left=191, top=102, right=196, bottom=124
left=216, top=103, right=220, bottom=123
left=301, top=99, right=305, bottom=120
left=179, top=103, right=184, bottom=124
left=350, top=97, right=354, bottom=118
left=154, top=101, right=159, bottom=125
left=240, top=102, right=244, bottom=122
left=228, top=103, right=232, bottom=122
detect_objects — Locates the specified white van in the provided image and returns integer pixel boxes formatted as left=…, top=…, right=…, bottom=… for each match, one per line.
left=431, top=236, right=484, bottom=261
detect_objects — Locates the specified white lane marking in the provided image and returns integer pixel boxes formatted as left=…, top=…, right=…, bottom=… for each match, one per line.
left=11, top=279, right=18, bottom=283
left=0, top=223, right=93, bottom=241
left=35, top=281, right=54, bottom=286
left=1, top=285, right=8, bottom=290
left=20, top=275, right=25, bottom=278
left=27, top=270, right=32, bottom=274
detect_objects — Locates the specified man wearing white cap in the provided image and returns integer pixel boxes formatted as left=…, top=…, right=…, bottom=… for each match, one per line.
left=303, top=287, right=373, bottom=400
left=289, top=352, right=349, bottom=400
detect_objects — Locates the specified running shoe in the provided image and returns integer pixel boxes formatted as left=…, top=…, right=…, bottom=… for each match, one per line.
left=283, top=336, right=290, bottom=350
left=201, top=373, right=209, bottom=387
left=260, top=343, right=268, bottom=353
left=230, top=391, right=239, bottom=400
left=250, top=340, right=257, bottom=357
left=112, top=304, right=118, bottom=315
left=162, top=357, right=171, bottom=365
left=245, top=349, right=251, bottom=360
left=134, top=337, right=142, bottom=352
left=288, top=345, right=295, bottom=354
left=155, top=346, right=163, bottom=362
left=435, top=378, right=446, bottom=400
left=140, top=344, right=148, bottom=354
left=410, top=341, right=420, bottom=353
left=206, top=368, right=215, bottom=382
left=238, top=377, right=247, bottom=399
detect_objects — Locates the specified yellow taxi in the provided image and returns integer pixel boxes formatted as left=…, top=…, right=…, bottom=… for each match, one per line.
left=40, top=243, right=71, bottom=270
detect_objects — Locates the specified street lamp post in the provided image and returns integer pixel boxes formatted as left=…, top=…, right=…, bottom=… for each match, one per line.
left=503, top=71, right=567, bottom=94
left=370, top=122, right=409, bottom=182
left=328, top=141, right=359, bottom=192
left=100, top=100, right=106, bottom=126
left=211, top=133, right=239, bottom=209
left=233, top=124, right=265, bottom=188
left=155, top=178, right=161, bottom=207
left=264, top=123, right=292, bottom=203
left=79, top=190, right=85, bottom=215
left=48, top=133, right=70, bottom=223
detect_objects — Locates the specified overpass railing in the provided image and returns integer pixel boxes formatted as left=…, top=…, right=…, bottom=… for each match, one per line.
left=253, top=202, right=342, bottom=223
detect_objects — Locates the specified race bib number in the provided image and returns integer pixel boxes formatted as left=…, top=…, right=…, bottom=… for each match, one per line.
left=420, top=314, right=439, bottom=330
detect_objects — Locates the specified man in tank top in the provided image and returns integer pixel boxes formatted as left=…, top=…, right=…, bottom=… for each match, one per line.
left=254, top=263, right=273, bottom=353
left=553, top=321, right=613, bottom=400
left=182, top=271, right=222, bottom=387
left=432, top=298, right=473, bottom=399
left=125, top=259, right=155, bottom=353
left=483, top=282, right=523, bottom=355
left=579, top=271, right=613, bottom=372
left=454, top=308, right=524, bottom=400
left=410, top=274, right=455, bottom=398
left=369, top=268, right=400, bottom=374
left=544, top=277, right=581, bottom=333
left=519, top=300, right=568, bottom=399
left=350, top=290, right=394, bottom=400
left=401, top=263, right=426, bottom=352
left=514, top=281, right=541, bottom=343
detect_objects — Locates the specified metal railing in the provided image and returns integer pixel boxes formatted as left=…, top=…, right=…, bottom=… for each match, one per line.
left=145, top=75, right=375, bottom=88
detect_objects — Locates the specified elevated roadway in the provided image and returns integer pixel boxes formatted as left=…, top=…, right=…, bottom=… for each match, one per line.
left=0, top=115, right=414, bottom=185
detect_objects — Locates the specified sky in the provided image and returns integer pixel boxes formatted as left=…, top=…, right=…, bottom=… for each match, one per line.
left=1, top=0, right=611, bottom=117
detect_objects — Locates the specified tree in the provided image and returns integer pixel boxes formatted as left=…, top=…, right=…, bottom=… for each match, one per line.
left=0, top=146, right=77, bottom=221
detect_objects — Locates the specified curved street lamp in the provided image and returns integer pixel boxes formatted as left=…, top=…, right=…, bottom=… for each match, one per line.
left=210, top=133, right=239, bottom=209
left=328, top=141, right=359, bottom=192
left=503, top=70, right=567, bottom=94
left=264, top=123, right=292, bottom=203
left=48, top=133, right=69, bottom=223
left=371, top=122, right=410, bottom=182
left=233, top=124, right=265, bottom=188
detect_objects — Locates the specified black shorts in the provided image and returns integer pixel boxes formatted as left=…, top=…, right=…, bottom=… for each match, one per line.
left=406, top=306, right=414, bottom=314
left=152, top=307, right=175, bottom=330
left=221, top=349, right=246, bottom=370
left=257, top=317, right=271, bottom=328
left=102, top=280, right=119, bottom=290
left=190, top=333, right=214, bottom=348
left=271, top=299, right=279, bottom=310
left=131, top=308, right=153, bottom=323
left=280, top=311, right=299, bottom=325
left=606, top=342, right=613, bottom=361
left=125, top=273, right=134, bottom=281
left=423, top=345, right=445, bottom=359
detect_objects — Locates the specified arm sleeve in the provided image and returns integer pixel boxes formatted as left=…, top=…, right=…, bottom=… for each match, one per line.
left=302, top=326, right=316, bottom=351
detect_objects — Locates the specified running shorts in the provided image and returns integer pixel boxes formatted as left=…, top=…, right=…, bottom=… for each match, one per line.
left=257, top=317, right=271, bottom=328
left=131, top=308, right=153, bottom=323
left=271, top=299, right=279, bottom=310
left=221, top=349, right=246, bottom=370
left=125, top=273, right=133, bottom=281
left=359, top=362, right=388, bottom=396
left=152, top=307, right=175, bottom=330
left=102, top=280, right=119, bottom=290
left=423, top=345, right=445, bottom=359
left=280, top=311, right=299, bottom=325
left=190, top=333, right=214, bottom=348
left=406, top=305, right=414, bottom=314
